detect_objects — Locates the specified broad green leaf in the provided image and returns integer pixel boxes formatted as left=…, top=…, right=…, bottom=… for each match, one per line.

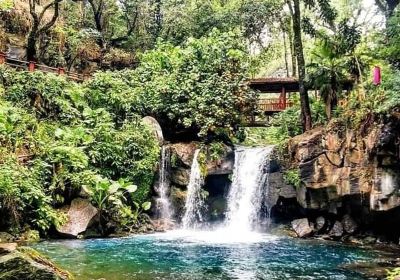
left=108, top=182, right=120, bottom=194
left=141, top=201, right=151, bottom=211
left=125, top=184, right=137, bottom=193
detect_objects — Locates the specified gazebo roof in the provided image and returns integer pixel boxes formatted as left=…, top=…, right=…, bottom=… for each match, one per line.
left=249, top=77, right=354, bottom=93
left=249, top=77, right=299, bottom=93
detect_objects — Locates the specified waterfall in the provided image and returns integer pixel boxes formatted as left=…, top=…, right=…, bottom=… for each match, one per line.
left=181, top=149, right=205, bottom=229
left=155, top=146, right=173, bottom=220
left=224, top=146, right=274, bottom=233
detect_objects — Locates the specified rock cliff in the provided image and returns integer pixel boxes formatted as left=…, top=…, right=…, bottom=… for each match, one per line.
left=286, top=114, right=400, bottom=240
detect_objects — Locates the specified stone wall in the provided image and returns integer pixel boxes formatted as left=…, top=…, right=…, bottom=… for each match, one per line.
left=286, top=114, right=400, bottom=240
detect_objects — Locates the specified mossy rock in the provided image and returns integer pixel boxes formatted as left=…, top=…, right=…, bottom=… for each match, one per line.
left=0, top=247, right=73, bottom=280
left=19, top=230, right=40, bottom=242
left=0, top=233, right=14, bottom=244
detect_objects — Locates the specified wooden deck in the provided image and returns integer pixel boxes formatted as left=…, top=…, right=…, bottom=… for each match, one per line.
left=258, top=98, right=294, bottom=112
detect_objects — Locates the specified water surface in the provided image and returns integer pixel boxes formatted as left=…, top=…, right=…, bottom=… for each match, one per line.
left=33, top=230, right=377, bottom=280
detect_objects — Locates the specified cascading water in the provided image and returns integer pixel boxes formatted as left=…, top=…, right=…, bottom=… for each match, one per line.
left=155, top=146, right=173, bottom=220
left=224, top=146, right=274, bottom=233
left=181, top=149, right=205, bottom=229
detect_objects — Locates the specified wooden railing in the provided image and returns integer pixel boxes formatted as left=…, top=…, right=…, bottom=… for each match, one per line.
left=258, top=98, right=294, bottom=112
left=0, top=52, right=88, bottom=82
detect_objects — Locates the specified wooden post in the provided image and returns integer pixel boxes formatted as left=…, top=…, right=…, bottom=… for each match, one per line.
left=282, top=86, right=287, bottom=110
left=28, top=61, right=36, bottom=72
left=0, top=52, right=5, bottom=64
left=58, top=67, right=65, bottom=75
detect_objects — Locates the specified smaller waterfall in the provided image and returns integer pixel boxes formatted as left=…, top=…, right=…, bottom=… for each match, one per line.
left=224, top=146, right=274, bottom=233
left=181, top=149, right=205, bottom=229
left=155, top=146, right=173, bottom=220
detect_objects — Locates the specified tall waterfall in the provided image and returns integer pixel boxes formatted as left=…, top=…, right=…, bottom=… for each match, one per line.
left=224, top=146, right=274, bottom=233
left=181, top=149, right=205, bottom=229
left=155, top=146, right=173, bottom=220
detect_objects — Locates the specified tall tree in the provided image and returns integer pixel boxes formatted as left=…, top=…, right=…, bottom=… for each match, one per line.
left=27, top=0, right=64, bottom=61
left=86, top=0, right=141, bottom=49
left=289, top=0, right=312, bottom=130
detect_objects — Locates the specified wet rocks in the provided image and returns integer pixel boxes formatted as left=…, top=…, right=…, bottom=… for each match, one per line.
left=56, top=198, right=98, bottom=238
left=0, top=233, right=13, bottom=244
left=152, top=219, right=175, bottom=232
left=315, top=216, right=327, bottom=233
left=0, top=247, right=72, bottom=280
left=288, top=118, right=400, bottom=212
left=328, top=221, right=344, bottom=238
left=342, top=214, right=358, bottom=234
left=170, top=168, right=190, bottom=186
left=291, top=218, right=314, bottom=238
left=285, top=115, right=400, bottom=242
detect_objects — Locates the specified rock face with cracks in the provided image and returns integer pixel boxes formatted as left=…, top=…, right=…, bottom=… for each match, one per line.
left=56, top=198, right=98, bottom=238
left=288, top=118, right=400, bottom=212
left=285, top=114, right=400, bottom=241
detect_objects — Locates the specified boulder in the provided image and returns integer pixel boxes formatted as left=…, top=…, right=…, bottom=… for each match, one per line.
left=57, top=198, right=98, bottom=238
left=0, top=243, right=17, bottom=255
left=291, top=218, right=313, bottom=238
left=0, top=248, right=72, bottom=280
left=142, top=116, right=164, bottom=145
left=0, top=233, right=13, bottom=244
left=329, top=221, right=344, bottom=238
left=315, top=216, right=327, bottom=232
left=342, top=214, right=358, bottom=234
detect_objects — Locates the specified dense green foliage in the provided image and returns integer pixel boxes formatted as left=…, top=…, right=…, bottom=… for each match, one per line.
left=241, top=97, right=326, bottom=146
left=283, top=169, right=301, bottom=189
left=85, top=30, right=256, bottom=137
left=0, top=66, right=160, bottom=235
left=383, top=11, right=400, bottom=69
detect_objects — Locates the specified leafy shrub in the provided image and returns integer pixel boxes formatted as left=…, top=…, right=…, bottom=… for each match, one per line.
left=387, top=267, right=400, bottom=280
left=0, top=68, right=83, bottom=122
left=83, top=177, right=150, bottom=234
left=0, top=66, right=160, bottom=234
left=283, top=169, right=301, bottom=189
left=0, top=158, right=63, bottom=233
left=341, top=68, right=400, bottom=125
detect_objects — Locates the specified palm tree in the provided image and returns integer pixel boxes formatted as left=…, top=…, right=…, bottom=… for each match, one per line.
left=306, top=20, right=361, bottom=119
left=306, top=41, right=348, bottom=119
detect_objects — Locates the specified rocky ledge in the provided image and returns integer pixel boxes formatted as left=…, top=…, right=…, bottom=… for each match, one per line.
left=0, top=244, right=72, bottom=280
left=285, top=114, right=400, bottom=242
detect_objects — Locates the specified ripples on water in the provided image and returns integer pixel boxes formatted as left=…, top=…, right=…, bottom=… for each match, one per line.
left=32, top=230, right=376, bottom=280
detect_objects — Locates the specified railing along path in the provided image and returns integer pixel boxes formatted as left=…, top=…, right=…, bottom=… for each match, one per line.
left=0, top=52, right=87, bottom=82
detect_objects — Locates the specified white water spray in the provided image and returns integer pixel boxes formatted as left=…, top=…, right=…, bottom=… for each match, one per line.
left=224, top=146, right=274, bottom=233
left=181, top=149, right=205, bottom=229
left=155, top=146, right=173, bottom=220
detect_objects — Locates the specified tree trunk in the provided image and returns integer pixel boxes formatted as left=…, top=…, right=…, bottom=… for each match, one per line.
left=292, top=0, right=312, bottom=131
left=286, top=0, right=297, bottom=77
left=26, top=30, right=38, bottom=61
left=289, top=30, right=297, bottom=76
left=283, top=31, right=290, bottom=77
